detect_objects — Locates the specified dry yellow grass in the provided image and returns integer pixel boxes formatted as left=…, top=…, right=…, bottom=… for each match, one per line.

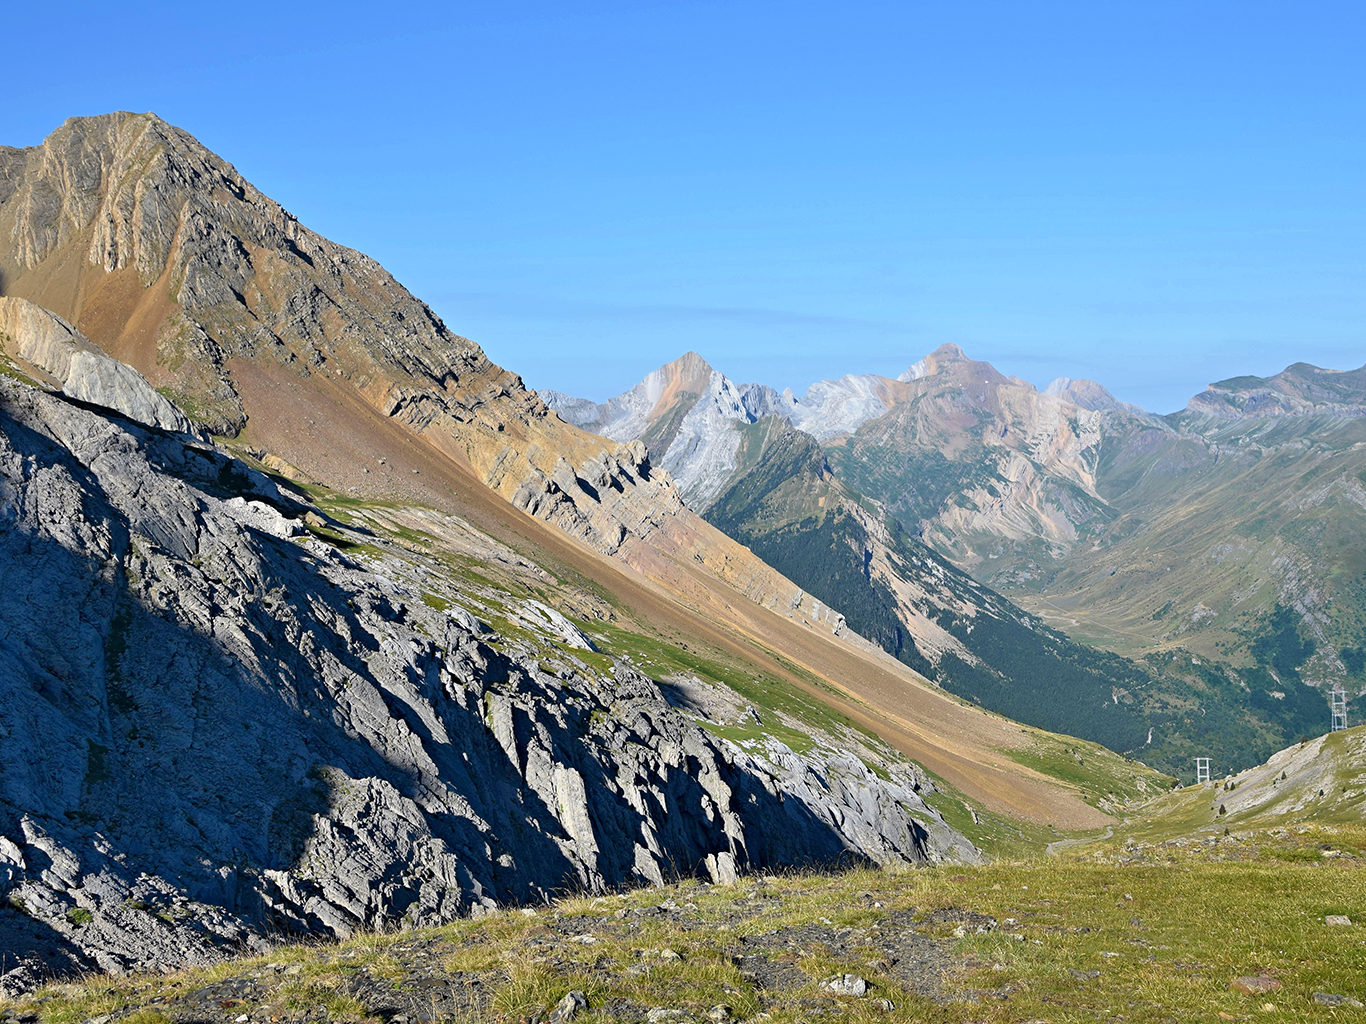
left=6, top=828, right=1363, bottom=1024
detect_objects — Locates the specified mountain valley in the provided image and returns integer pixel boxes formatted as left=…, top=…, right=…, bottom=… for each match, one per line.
left=0, top=113, right=1197, bottom=992
left=546, top=348, right=1365, bottom=776
left=1, top=109, right=1361, bottom=1009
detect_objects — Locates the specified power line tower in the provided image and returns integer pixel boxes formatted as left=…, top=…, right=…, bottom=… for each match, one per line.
left=1195, top=757, right=1211, bottom=784
left=1331, top=684, right=1348, bottom=732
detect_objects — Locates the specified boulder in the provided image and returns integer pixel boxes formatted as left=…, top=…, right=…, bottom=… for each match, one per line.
left=1314, top=993, right=1364, bottom=1008
left=820, top=974, right=869, bottom=997
left=0, top=297, right=191, bottom=433
left=1230, top=977, right=1281, bottom=995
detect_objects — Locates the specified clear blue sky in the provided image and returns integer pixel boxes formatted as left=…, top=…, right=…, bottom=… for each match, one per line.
left=7, top=1, right=1364, bottom=413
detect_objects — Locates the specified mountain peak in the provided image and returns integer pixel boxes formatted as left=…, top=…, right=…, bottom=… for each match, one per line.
left=664, top=351, right=715, bottom=376
left=898, top=343, right=969, bottom=382
left=1189, top=359, right=1366, bottom=420
left=1043, top=376, right=1146, bottom=415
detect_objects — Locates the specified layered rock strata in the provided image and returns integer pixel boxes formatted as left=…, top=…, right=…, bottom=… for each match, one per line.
left=0, top=295, right=191, bottom=432
left=0, top=113, right=849, bottom=642
left=0, top=377, right=973, bottom=990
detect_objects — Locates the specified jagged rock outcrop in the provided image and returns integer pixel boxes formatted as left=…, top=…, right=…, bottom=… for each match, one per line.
left=0, top=376, right=973, bottom=991
left=0, top=296, right=191, bottom=432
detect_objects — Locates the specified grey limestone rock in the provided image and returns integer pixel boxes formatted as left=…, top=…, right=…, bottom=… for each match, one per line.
left=518, top=600, right=598, bottom=651
left=820, top=974, right=869, bottom=996
left=0, top=377, right=974, bottom=990
left=1314, top=993, right=1365, bottom=1008
left=548, top=990, right=587, bottom=1022
left=0, top=297, right=192, bottom=433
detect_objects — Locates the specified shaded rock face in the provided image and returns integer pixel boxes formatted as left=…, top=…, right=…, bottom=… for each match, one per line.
left=0, top=378, right=972, bottom=988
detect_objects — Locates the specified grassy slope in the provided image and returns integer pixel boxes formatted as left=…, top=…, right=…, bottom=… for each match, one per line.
left=7, top=829, right=1363, bottom=1024
left=1025, top=413, right=1366, bottom=673
left=1093, top=725, right=1366, bottom=848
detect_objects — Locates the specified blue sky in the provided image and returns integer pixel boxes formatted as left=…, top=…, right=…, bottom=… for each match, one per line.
left=7, top=1, right=1364, bottom=412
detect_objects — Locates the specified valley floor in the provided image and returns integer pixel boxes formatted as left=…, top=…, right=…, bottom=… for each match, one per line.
left=4, top=824, right=1363, bottom=1024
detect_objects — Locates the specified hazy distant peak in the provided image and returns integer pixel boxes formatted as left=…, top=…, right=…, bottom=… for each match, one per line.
left=933, top=342, right=969, bottom=360
left=1208, top=360, right=1366, bottom=396
left=1043, top=376, right=1147, bottom=416
left=539, top=389, right=601, bottom=424
left=1188, top=359, right=1366, bottom=420
left=1043, top=376, right=1073, bottom=396
left=898, top=343, right=968, bottom=382
left=665, top=350, right=715, bottom=377
left=899, top=357, right=930, bottom=382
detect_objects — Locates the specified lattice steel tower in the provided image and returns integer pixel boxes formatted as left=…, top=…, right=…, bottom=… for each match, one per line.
left=1331, top=684, right=1348, bottom=732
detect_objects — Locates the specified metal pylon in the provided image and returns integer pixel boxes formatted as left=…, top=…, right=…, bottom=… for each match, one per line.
left=1195, top=757, right=1211, bottom=784
left=1332, top=685, right=1348, bottom=732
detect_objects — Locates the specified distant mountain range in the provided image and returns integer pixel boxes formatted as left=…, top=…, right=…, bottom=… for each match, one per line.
left=544, top=345, right=1366, bottom=771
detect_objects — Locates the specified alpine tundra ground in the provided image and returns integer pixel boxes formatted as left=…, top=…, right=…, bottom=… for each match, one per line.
left=4, top=823, right=1363, bottom=1024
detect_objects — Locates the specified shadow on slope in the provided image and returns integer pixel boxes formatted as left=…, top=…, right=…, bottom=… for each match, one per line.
left=0, top=385, right=911, bottom=983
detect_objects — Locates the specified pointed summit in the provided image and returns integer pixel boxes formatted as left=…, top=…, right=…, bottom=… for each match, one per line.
left=898, top=343, right=969, bottom=382
left=663, top=350, right=715, bottom=378
left=1044, top=377, right=1148, bottom=416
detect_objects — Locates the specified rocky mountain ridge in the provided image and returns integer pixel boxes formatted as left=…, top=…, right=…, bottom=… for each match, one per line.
left=1184, top=361, right=1366, bottom=420
left=544, top=346, right=1131, bottom=551
left=0, top=372, right=974, bottom=992
left=541, top=353, right=905, bottom=509
left=1, top=113, right=1133, bottom=843
left=0, top=111, right=863, bottom=655
left=551, top=346, right=1366, bottom=679
left=547, top=345, right=1365, bottom=772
